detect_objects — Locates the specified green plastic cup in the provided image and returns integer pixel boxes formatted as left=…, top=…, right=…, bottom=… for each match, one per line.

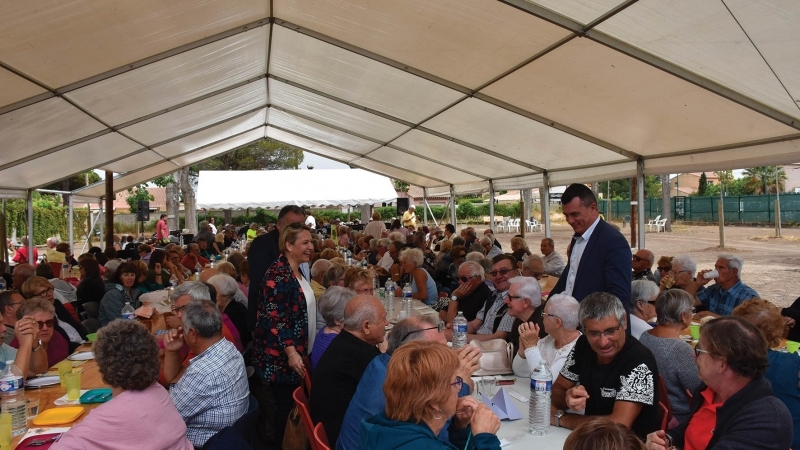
left=786, top=340, right=799, bottom=354
left=689, top=324, right=701, bottom=341
left=64, top=371, right=82, bottom=401
left=57, top=360, right=73, bottom=387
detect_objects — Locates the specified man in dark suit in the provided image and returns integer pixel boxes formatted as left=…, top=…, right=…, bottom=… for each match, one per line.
left=549, top=184, right=631, bottom=316
left=246, top=205, right=307, bottom=331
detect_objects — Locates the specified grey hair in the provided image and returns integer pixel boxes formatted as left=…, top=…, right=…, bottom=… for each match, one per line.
left=480, top=236, right=492, bottom=245
left=578, top=292, right=627, bottom=329
left=547, top=294, right=580, bottom=331
left=718, top=253, right=744, bottom=276
left=343, top=300, right=382, bottom=331
left=377, top=238, right=391, bottom=248
left=458, top=260, right=484, bottom=281
left=369, top=239, right=378, bottom=251
left=508, top=277, right=542, bottom=308
left=323, top=264, right=347, bottom=287
left=198, top=220, right=209, bottom=230
left=47, top=237, right=60, bottom=245
left=169, top=281, right=211, bottom=302
left=466, top=251, right=485, bottom=262
left=671, top=254, right=696, bottom=276
left=387, top=315, right=440, bottom=354
left=181, top=299, right=222, bottom=338
left=478, top=258, right=494, bottom=274
left=207, top=274, right=238, bottom=298
left=522, top=254, right=544, bottom=270
left=319, top=286, right=356, bottom=327
left=399, top=248, right=424, bottom=267
left=655, top=289, right=695, bottom=326
left=311, top=259, right=332, bottom=278
left=630, top=280, right=660, bottom=309
left=388, top=232, right=405, bottom=243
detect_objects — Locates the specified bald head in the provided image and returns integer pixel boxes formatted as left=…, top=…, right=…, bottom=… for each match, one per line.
left=12, top=264, right=34, bottom=289
left=199, top=268, right=219, bottom=283
left=632, top=248, right=655, bottom=273
left=343, top=295, right=387, bottom=345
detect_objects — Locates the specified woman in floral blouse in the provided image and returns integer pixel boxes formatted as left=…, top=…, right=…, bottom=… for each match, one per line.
left=252, top=222, right=317, bottom=446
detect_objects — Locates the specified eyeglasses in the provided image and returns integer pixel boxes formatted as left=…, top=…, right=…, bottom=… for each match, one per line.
left=657, top=267, right=671, bottom=272
left=36, top=319, right=55, bottom=329
left=670, top=270, right=691, bottom=275
left=542, top=312, right=559, bottom=319
left=488, top=268, right=516, bottom=278
left=33, top=288, right=54, bottom=297
left=171, top=304, right=187, bottom=314
left=356, top=288, right=374, bottom=295
left=586, top=323, right=622, bottom=339
left=450, top=376, right=464, bottom=390
left=632, top=255, right=650, bottom=262
left=399, top=321, right=445, bottom=342
left=507, top=295, right=525, bottom=301
left=458, top=275, right=479, bottom=283
left=522, top=267, right=544, bottom=278
left=694, top=345, right=712, bottom=358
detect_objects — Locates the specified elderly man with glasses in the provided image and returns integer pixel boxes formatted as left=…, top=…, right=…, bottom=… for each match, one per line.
left=445, top=255, right=518, bottom=343
left=336, top=315, right=481, bottom=450
left=632, top=249, right=657, bottom=283
left=444, top=261, right=493, bottom=325
left=552, top=292, right=660, bottom=440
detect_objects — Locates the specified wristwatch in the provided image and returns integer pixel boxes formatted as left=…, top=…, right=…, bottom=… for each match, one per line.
left=554, top=410, right=565, bottom=428
left=32, top=339, right=42, bottom=352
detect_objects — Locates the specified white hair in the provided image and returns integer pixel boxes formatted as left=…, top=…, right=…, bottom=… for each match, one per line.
left=718, top=253, right=743, bottom=276
left=671, top=254, right=696, bottom=276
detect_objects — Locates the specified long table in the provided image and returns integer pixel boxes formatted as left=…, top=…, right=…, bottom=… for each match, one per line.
left=492, top=378, right=571, bottom=448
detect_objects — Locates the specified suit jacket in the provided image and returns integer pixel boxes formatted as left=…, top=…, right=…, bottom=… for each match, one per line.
left=549, top=219, right=631, bottom=314
left=247, top=229, right=280, bottom=331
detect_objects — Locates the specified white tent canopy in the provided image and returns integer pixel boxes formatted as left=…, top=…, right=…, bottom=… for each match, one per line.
left=0, top=0, right=799, bottom=201
left=196, top=169, right=397, bottom=209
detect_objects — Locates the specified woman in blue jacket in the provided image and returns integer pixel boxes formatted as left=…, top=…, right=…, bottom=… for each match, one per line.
left=360, top=340, right=501, bottom=450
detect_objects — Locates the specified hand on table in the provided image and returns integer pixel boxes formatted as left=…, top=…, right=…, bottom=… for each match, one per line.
left=163, top=327, right=185, bottom=352
left=566, top=385, right=590, bottom=411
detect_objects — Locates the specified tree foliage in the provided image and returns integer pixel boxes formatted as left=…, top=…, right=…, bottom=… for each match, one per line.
left=44, top=171, right=102, bottom=192
left=194, top=138, right=304, bottom=173
left=742, top=166, right=787, bottom=194
left=698, top=172, right=708, bottom=196
left=125, top=185, right=154, bottom=214
left=601, top=176, right=662, bottom=200
left=393, top=180, right=409, bottom=193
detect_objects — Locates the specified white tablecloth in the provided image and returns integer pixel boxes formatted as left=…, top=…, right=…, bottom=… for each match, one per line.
left=490, top=378, right=571, bottom=449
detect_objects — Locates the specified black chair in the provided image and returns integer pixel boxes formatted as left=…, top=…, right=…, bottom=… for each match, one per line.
left=82, top=302, right=100, bottom=320
left=81, top=318, right=101, bottom=334
left=202, top=395, right=259, bottom=450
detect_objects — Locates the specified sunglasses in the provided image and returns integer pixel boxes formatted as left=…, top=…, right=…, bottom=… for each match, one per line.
left=458, top=275, right=479, bottom=283
left=488, top=268, right=516, bottom=278
left=399, top=321, right=445, bottom=342
left=37, top=319, right=55, bottom=329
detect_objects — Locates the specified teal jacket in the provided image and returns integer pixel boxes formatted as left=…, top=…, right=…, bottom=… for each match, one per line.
left=359, top=412, right=500, bottom=450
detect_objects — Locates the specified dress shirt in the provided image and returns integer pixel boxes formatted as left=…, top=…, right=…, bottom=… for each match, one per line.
left=696, top=280, right=759, bottom=316
left=564, top=216, right=601, bottom=297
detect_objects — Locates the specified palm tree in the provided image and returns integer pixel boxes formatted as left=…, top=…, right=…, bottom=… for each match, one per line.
left=742, top=166, right=787, bottom=194
left=714, top=170, right=733, bottom=196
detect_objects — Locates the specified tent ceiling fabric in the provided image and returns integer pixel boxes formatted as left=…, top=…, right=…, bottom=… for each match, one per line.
left=1, top=0, right=800, bottom=200
left=196, top=169, right=397, bottom=209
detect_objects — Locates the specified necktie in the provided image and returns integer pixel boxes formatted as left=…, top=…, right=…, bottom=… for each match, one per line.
left=567, top=233, right=580, bottom=259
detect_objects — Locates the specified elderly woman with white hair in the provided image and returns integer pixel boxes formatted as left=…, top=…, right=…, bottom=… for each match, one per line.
left=630, top=280, right=659, bottom=339
left=399, top=248, right=438, bottom=307
left=658, top=254, right=699, bottom=293
left=310, top=286, right=357, bottom=370
left=512, top=294, right=581, bottom=378
left=207, top=274, right=249, bottom=348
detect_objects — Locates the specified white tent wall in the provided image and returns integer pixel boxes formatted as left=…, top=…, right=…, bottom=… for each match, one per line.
left=0, top=0, right=799, bottom=209
left=195, top=169, right=397, bottom=210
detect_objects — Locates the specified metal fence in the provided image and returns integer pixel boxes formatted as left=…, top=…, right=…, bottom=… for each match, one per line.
left=598, top=193, right=800, bottom=225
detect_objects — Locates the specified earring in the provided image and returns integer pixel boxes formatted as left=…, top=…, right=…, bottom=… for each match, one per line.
left=432, top=409, right=443, bottom=420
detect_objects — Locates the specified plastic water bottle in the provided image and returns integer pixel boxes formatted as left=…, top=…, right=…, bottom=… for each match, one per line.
left=169, top=273, right=178, bottom=289
left=0, top=361, right=27, bottom=437
left=210, top=258, right=216, bottom=269
left=529, top=361, right=552, bottom=436
left=61, top=261, right=70, bottom=279
left=385, top=280, right=395, bottom=314
left=400, top=284, right=413, bottom=319
left=452, top=310, right=467, bottom=349
left=121, top=302, right=135, bottom=320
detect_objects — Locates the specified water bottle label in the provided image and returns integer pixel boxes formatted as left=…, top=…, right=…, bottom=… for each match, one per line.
left=121, top=312, right=135, bottom=320
left=0, top=376, right=23, bottom=392
left=455, top=324, right=467, bottom=333
left=532, top=379, right=552, bottom=392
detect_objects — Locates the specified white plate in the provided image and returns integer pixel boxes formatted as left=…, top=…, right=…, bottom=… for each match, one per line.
left=26, top=376, right=60, bottom=388
left=68, top=351, right=94, bottom=361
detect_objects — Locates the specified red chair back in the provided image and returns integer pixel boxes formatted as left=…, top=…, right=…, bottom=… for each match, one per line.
left=50, top=262, right=63, bottom=277
left=302, top=355, right=313, bottom=395
left=656, top=375, right=674, bottom=430
left=313, top=422, right=331, bottom=450
left=293, top=386, right=319, bottom=450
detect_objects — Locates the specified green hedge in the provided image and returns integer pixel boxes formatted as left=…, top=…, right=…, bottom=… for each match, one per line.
left=3, top=198, right=89, bottom=245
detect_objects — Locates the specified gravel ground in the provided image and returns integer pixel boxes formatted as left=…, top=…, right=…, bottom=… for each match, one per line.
left=487, top=222, right=800, bottom=308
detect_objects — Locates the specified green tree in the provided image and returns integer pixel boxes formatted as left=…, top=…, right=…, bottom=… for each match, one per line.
left=698, top=172, right=708, bottom=196
left=393, top=180, right=409, bottom=192
left=126, top=185, right=154, bottom=214
left=195, top=138, right=304, bottom=172
left=714, top=170, right=734, bottom=196
left=742, top=166, right=787, bottom=194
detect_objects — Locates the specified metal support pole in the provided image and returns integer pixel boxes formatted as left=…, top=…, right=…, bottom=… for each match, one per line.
left=488, top=180, right=495, bottom=233
left=98, top=201, right=104, bottom=248
left=105, top=171, right=113, bottom=249
left=718, top=200, right=726, bottom=248
left=26, top=190, right=34, bottom=264
left=68, top=194, right=74, bottom=255
left=1, top=199, right=7, bottom=268
left=449, top=185, right=457, bottom=228
left=519, top=190, right=525, bottom=238
left=542, top=173, right=551, bottom=238
left=423, top=188, right=428, bottom=227
left=637, top=161, right=646, bottom=250
left=775, top=168, right=782, bottom=238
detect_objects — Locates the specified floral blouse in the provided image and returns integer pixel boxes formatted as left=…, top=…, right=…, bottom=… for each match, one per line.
left=252, top=254, right=309, bottom=384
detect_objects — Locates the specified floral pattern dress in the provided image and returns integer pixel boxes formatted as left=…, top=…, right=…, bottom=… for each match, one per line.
left=252, top=254, right=309, bottom=384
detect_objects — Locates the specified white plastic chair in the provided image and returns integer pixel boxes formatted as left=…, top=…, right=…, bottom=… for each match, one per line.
left=497, top=219, right=508, bottom=233
left=531, top=219, right=542, bottom=232
left=525, top=220, right=533, bottom=232
left=510, top=218, right=520, bottom=233
left=655, top=217, right=667, bottom=233
left=647, top=215, right=661, bottom=232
